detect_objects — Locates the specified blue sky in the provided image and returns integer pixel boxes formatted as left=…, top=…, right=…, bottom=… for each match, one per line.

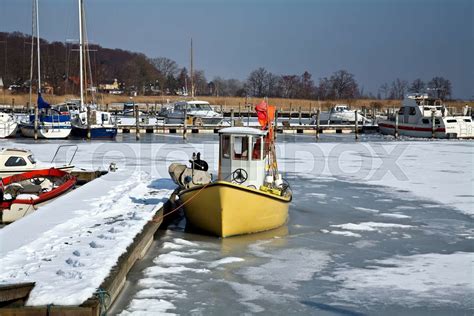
left=1, top=0, right=473, bottom=98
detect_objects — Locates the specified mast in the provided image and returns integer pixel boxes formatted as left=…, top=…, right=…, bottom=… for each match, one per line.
left=28, top=0, right=35, bottom=109
left=78, top=0, right=84, bottom=107
left=35, top=0, right=41, bottom=92
left=34, top=0, right=39, bottom=140
left=190, top=38, right=194, bottom=98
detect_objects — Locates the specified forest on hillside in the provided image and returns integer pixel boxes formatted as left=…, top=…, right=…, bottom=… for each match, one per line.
left=0, top=32, right=454, bottom=100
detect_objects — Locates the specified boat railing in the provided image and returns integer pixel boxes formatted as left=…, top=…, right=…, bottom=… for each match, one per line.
left=51, top=144, right=78, bottom=166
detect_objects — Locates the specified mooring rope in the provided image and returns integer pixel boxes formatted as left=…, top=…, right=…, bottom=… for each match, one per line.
left=94, top=287, right=111, bottom=316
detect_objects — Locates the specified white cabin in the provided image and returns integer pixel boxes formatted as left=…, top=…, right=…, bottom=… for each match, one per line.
left=218, top=127, right=268, bottom=188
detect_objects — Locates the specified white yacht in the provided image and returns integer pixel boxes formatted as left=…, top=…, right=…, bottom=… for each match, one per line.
left=378, top=94, right=474, bottom=139
left=311, top=104, right=370, bottom=125
left=0, top=112, right=18, bottom=138
left=159, top=100, right=223, bottom=125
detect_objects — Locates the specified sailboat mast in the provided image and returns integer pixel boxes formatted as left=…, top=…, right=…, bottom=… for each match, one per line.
left=35, top=0, right=41, bottom=92
left=78, top=0, right=84, bottom=107
left=28, top=0, right=35, bottom=106
left=190, top=38, right=194, bottom=98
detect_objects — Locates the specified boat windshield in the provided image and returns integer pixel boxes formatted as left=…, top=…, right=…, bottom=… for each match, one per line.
left=194, top=104, right=212, bottom=111
left=28, top=155, right=36, bottom=164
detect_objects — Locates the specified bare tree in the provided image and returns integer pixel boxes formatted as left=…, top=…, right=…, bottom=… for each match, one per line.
left=279, top=75, right=300, bottom=98
left=246, top=67, right=269, bottom=97
left=329, top=70, right=358, bottom=99
left=299, top=71, right=314, bottom=99
left=409, top=78, right=425, bottom=93
left=378, top=83, right=389, bottom=99
left=149, top=57, right=179, bottom=94
left=316, top=77, right=332, bottom=100
left=389, top=78, right=409, bottom=99
left=428, top=77, right=452, bottom=99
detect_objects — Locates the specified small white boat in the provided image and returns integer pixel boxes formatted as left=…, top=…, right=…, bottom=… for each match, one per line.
left=379, top=94, right=474, bottom=139
left=159, top=100, right=223, bottom=125
left=311, top=104, right=370, bottom=125
left=69, top=103, right=117, bottom=139
left=0, top=112, right=18, bottom=138
left=0, top=146, right=76, bottom=178
left=19, top=109, right=72, bottom=139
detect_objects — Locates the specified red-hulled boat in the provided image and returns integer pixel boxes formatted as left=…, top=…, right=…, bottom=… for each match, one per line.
left=0, top=168, right=76, bottom=223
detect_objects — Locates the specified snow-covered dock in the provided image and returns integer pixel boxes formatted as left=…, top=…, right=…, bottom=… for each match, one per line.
left=0, top=170, right=175, bottom=313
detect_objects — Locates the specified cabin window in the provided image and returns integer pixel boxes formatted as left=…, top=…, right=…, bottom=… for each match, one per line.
left=252, top=137, right=262, bottom=160
left=5, top=156, right=27, bottom=167
left=409, top=108, right=416, bottom=115
left=233, top=136, right=249, bottom=160
left=464, top=119, right=471, bottom=122
left=422, top=119, right=429, bottom=124
left=446, top=119, right=457, bottom=123
left=398, top=107, right=404, bottom=115
left=221, top=135, right=230, bottom=159
left=27, top=155, right=36, bottom=164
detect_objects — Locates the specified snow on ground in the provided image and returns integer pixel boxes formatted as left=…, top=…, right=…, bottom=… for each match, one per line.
left=325, top=252, right=474, bottom=307
left=0, top=171, right=175, bottom=306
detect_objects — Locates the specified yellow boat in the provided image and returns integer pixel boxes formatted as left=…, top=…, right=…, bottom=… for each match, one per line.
left=180, top=180, right=291, bottom=237
left=169, top=102, right=292, bottom=238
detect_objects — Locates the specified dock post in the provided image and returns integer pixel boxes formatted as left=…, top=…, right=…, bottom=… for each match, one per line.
left=106, top=103, right=109, bottom=113
left=316, top=109, right=320, bottom=140
left=372, top=106, right=376, bottom=126
left=154, top=101, right=157, bottom=115
left=11, top=98, right=15, bottom=111
left=183, top=106, right=187, bottom=140
left=230, top=109, right=234, bottom=127
left=220, top=104, right=223, bottom=115
left=394, top=110, right=399, bottom=139
left=238, top=102, right=241, bottom=118
left=355, top=110, right=359, bottom=140
left=247, top=105, right=250, bottom=127
left=135, top=102, right=140, bottom=140
left=298, top=106, right=302, bottom=125
left=431, top=110, right=435, bottom=139
left=87, top=105, right=91, bottom=140
left=274, top=109, right=278, bottom=140
left=34, top=106, right=38, bottom=140
left=309, top=103, right=312, bottom=117
left=289, top=103, right=292, bottom=123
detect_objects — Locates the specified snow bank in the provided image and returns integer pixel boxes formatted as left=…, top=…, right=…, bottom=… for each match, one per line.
left=0, top=171, right=175, bottom=306
left=331, top=222, right=414, bottom=232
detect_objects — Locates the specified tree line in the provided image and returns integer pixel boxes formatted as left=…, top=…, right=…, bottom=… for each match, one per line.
left=0, top=32, right=453, bottom=100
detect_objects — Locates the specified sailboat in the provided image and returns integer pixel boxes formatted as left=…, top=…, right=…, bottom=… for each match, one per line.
left=70, top=0, right=117, bottom=139
left=169, top=100, right=292, bottom=237
left=20, top=0, right=72, bottom=139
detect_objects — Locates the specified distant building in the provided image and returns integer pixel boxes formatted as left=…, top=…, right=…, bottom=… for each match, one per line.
left=99, top=79, right=123, bottom=94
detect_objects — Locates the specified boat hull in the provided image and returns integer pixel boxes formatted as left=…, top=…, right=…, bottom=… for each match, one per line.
left=20, top=124, right=72, bottom=139
left=180, top=181, right=291, bottom=237
left=0, top=122, right=18, bottom=138
left=71, top=126, right=117, bottom=139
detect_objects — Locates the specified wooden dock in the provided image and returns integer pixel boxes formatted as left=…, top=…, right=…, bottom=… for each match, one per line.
left=0, top=193, right=177, bottom=316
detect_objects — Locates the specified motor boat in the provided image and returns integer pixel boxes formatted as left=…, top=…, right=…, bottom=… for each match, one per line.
left=0, top=146, right=76, bottom=178
left=0, top=168, right=76, bottom=223
left=169, top=101, right=292, bottom=237
left=0, top=112, right=18, bottom=138
left=311, top=104, right=370, bottom=125
left=378, top=94, right=474, bottom=139
left=159, top=100, right=223, bottom=125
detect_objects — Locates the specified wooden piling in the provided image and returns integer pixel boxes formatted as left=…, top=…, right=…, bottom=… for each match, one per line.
left=87, top=105, right=91, bottom=140
left=298, top=106, right=302, bottom=125
left=394, top=110, right=399, bottom=138
left=247, top=105, right=250, bottom=127
left=274, top=110, right=278, bottom=140
left=316, top=109, right=320, bottom=140
left=183, top=106, right=187, bottom=139
left=431, top=110, right=436, bottom=139
left=355, top=110, right=359, bottom=140
left=135, top=102, right=140, bottom=140
left=230, top=109, right=234, bottom=127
